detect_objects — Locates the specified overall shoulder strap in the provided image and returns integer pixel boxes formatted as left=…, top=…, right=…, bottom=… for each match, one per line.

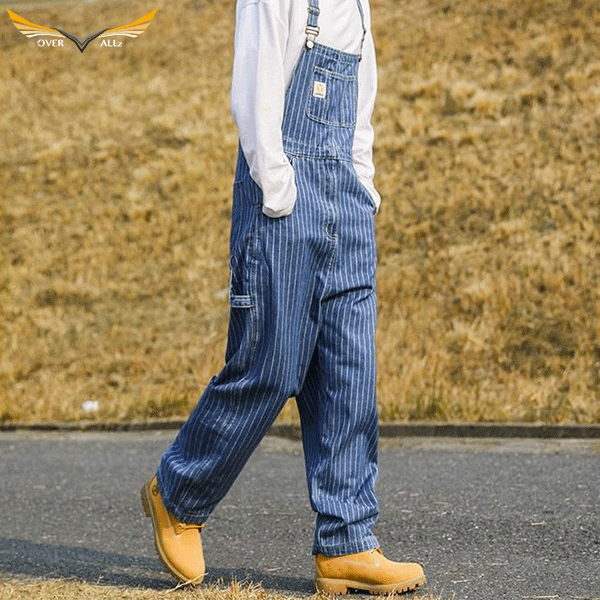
left=305, top=0, right=320, bottom=49
left=355, top=0, right=367, bottom=59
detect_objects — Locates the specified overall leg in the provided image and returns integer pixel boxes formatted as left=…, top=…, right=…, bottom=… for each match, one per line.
left=295, top=159, right=379, bottom=557
left=157, top=159, right=331, bottom=524
left=298, top=161, right=425, bottom=594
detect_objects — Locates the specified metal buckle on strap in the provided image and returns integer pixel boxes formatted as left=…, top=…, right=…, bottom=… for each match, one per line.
left=305, top=25, right=319, bottom=49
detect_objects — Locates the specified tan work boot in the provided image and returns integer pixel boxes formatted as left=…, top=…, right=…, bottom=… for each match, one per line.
left=141, top=475, right=205, bottom=584
left=315, top=548, right=425, bottom=594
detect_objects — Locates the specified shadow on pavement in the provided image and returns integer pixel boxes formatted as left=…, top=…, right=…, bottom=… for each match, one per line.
left=0, top=537, right=313, bottom=594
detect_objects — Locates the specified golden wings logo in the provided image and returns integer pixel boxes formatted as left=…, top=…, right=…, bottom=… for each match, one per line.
left=7, top=8, right=157, bottom=53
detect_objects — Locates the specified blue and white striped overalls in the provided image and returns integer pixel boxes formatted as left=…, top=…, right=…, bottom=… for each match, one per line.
left=158, top=0, right=380, bottom=557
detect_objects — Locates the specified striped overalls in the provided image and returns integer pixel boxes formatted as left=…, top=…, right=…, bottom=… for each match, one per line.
left=158, top=0, right=380, bottom=557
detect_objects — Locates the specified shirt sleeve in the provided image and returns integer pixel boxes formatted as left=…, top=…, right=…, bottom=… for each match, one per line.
left=230, top=0, right=297, bottom=218
left=353, top=26, right=381, bottom=212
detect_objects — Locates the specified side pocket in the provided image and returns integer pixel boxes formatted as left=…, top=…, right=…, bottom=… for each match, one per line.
left=225, top=183, right=259, bottom=364
left=348, top=162, right=378, bottom=216
left=360, top=181, right=378, bottom=216
left=229, top=181, right=255, bottom=307
left=225, top=181, right=261, bottom=366
left=233, top=175, right=263, bottom=208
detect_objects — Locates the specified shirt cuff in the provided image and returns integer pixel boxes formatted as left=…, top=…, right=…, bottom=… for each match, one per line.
left=259, top=161, right=297, bottom=218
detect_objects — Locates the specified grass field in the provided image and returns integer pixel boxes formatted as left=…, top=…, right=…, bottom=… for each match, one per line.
left=0, top=578, right=443, bottom=600
left=1, top=0, right=599, bottom=424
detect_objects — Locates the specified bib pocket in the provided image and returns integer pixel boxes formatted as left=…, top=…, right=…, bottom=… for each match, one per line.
left=306, top=66, right=358, bottom=128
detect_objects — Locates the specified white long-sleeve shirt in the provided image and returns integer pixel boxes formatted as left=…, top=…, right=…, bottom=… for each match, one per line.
left=230, top=0, right=380, bottom=218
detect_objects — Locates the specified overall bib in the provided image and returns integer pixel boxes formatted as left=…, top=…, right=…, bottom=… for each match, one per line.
left=159, top=0, right=379, bottom=557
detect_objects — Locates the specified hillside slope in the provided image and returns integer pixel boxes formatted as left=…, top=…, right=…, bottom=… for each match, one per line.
left=2, top=0, right=598, bottom=423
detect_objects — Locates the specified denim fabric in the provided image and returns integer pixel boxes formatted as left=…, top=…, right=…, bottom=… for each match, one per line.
left=158, top=0, right=379, bottom=557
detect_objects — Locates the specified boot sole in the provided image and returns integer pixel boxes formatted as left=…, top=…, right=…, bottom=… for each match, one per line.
left=140, top=481, right=205, bottom=585
left=315, top=574, right=425, bottom=595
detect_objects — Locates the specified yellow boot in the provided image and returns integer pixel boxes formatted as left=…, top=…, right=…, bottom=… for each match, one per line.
left=315, top=548, right=425, bottom=594
left=141, top=475, right=205, bottom=585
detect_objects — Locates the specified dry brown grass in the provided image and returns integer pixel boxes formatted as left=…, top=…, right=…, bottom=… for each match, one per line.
left=1, top=0, right=599, bottom=424
left=0, top=578, right=443, bottom=600
left=2, top=577, right=244, bottom=600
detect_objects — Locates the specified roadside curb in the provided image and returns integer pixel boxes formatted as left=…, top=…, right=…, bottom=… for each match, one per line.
left=1, top=420, right=599, bottom=439
left=272, top=422, right=600, bottom=439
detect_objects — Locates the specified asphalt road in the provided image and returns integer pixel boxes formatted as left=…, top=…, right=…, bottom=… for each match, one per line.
left=0, top=431, right=598, bottom=599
